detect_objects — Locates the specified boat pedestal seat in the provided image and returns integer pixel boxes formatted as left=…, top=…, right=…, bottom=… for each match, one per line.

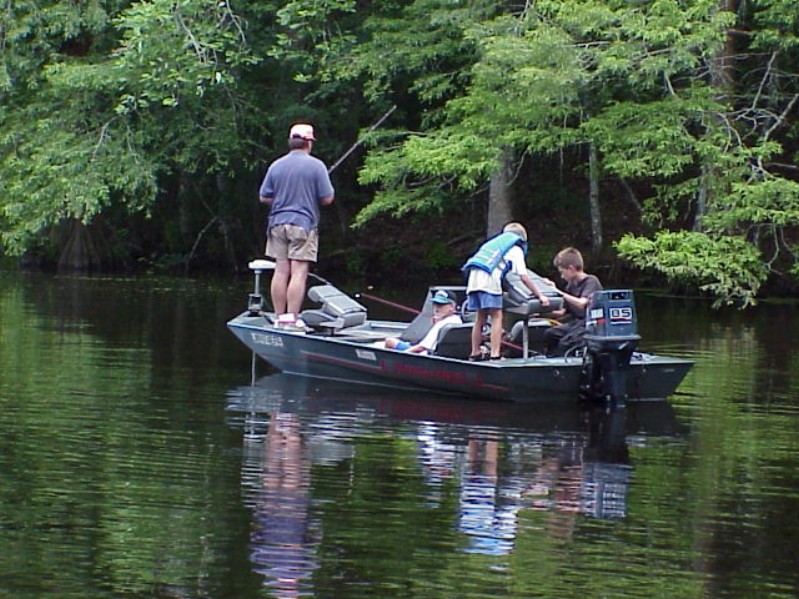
left=507, top=319, right=552, bottom=358
left=301, top=284, right=367, bottom=332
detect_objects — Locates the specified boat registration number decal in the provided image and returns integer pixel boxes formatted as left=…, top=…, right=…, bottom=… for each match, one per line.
left=609, top=307, right=633, bottom=323
left=356, top=349, right=377, bottom=361
left=250, top=332, right=284, bottom=347
left=589, top=307, right=633, bottom=325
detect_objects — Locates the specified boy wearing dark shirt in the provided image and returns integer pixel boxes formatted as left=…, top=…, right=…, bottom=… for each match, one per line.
left=543, top=247, right=603, bottom=356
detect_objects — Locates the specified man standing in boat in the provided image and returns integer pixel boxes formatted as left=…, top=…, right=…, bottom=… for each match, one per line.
left=259, top=123, right=335, bottom=329
left=463, top=222, right=550, bottom=361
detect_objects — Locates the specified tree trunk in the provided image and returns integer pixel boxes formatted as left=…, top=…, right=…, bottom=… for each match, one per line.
left=695, top=0, right=740, bottom=231
left=588, top=141, right=603, bottom=254
left=694, top=167, right=709, bottom=232
left=178, top=172, right=192, bottom=239
left=58, top=219, right=102, bottom=271
left=216, top=173, right=239, bottom=270
left=487, top=149, right=514, bottom=236
left=711, top=0, right=739, bottom=90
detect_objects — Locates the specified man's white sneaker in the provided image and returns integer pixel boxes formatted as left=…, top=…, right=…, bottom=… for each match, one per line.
left=274, top=314, right=296, bottom=328
left=285, top=318, right=309, bottom=332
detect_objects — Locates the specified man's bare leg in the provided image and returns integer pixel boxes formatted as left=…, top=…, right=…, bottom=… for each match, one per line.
left=286, top=259, right=311, bottom=315
left=271, top=258, right=290, bottom=315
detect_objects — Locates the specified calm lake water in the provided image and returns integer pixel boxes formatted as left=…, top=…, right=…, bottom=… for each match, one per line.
left=1, top=270, right=797, bottom=598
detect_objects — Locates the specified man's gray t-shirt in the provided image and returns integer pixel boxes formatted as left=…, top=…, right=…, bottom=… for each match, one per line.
left=260, top=150, right=334, bottom=231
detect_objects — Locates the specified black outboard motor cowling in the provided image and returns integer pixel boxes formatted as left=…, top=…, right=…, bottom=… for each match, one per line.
left=580, top=290, right=641, bottom=403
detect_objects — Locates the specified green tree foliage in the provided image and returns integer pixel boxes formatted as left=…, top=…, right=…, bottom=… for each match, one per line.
left=352, top=1, right=738, bottom=222
left=343, top=1, right=503, bottom=225
left=616, top=231, right=767, bottom=306
left=0, top=0, right=261, bottom=260
left=346, top=0, right=799, bottom=303
left=2, top=1, right=799, bottom=302
left=266, top=0, right=357, bottom=85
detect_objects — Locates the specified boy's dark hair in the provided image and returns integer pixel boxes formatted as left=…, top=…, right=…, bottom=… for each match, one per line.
left=553, top=247, right=584, bottom=270
left=288, top=138, right=310, bottom=150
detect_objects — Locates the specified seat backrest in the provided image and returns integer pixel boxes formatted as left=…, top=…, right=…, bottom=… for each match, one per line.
left=503, top=271, right=563, bottom=316
left=433, top=322, right=474, bottom=359
left=302, top=285, right=367, bottom=330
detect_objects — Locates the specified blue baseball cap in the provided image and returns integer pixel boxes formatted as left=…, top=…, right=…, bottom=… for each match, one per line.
left=431, top=290, right=457, bottom=305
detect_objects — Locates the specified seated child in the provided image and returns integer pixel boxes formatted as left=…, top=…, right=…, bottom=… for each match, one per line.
left=543, top=246, right=603, bottom=356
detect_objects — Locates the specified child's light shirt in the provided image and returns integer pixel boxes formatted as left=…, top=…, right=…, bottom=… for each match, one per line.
left=466, top=245, right=527, bottom=295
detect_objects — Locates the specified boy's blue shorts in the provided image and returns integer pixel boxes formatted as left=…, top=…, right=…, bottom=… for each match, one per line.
left=466, top=291, right=503, bottom=311
left=394, top=340, right=412, bottom=351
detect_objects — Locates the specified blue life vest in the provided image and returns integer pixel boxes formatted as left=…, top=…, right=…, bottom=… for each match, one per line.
left=462, top=232, right=527, bottom=275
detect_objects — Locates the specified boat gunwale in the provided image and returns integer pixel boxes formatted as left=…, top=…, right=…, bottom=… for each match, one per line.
left=226, top=311, right=690, bottom=369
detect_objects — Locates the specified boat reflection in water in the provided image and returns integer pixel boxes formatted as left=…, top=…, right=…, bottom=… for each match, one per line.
left=226, top=373, right=684, bottom=594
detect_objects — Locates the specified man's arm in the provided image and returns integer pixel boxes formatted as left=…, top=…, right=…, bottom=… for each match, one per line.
left=259, top=165, right=274, bottom=204
left=560, top=291, right=590, bottom=312
left=411, top=318, right=446, bottom=353
left=412, top=314, right=461, bottom=353
left=567, top=276, right=602, bottom=310
left=317, top=161, right=335, bottom=206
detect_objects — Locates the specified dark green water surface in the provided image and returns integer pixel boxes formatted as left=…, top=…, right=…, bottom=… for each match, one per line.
left=1, top=271, right=797, bottom=598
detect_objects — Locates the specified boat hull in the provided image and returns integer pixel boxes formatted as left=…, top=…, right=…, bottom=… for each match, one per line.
left=227, top=313, right=693, bottom=403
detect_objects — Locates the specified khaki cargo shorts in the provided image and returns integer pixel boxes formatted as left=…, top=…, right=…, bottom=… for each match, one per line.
left=266, top=224, right=319, bottom=262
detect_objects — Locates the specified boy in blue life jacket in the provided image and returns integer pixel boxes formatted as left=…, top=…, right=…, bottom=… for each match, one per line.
left=463, top=222, right=550, bottom=361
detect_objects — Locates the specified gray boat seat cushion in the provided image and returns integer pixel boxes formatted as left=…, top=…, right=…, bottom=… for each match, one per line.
left=433, top=322, right=474, bottom=359
left=503, top=271, right=563, bottom=317
left=302, top=284, right=367, bottom=330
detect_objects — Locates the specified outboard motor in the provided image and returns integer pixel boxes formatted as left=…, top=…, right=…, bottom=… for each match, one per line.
left=580, top=290, right=641, bottom=404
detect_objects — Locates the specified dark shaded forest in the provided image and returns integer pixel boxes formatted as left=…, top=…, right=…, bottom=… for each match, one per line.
left=3, top=1, right=799, bottom=304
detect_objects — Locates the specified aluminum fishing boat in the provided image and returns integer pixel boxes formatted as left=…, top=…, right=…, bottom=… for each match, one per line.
left=227, top=261, right=693, bottom=403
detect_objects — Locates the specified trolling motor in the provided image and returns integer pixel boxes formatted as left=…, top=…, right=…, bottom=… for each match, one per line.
left=247, top=259, right=275, bottom=315
left=580, top=290, right=641, bottom=404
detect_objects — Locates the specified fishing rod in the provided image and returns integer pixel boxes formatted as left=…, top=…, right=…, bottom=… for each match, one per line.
left=248, top=258, right=333, bottom=286
left=327, top=105, right=397, bottom=175
left=354, top=290, right=421, bottom=316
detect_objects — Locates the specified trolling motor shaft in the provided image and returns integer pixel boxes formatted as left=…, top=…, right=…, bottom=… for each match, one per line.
left=247, top=259, right=275, bottom=315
